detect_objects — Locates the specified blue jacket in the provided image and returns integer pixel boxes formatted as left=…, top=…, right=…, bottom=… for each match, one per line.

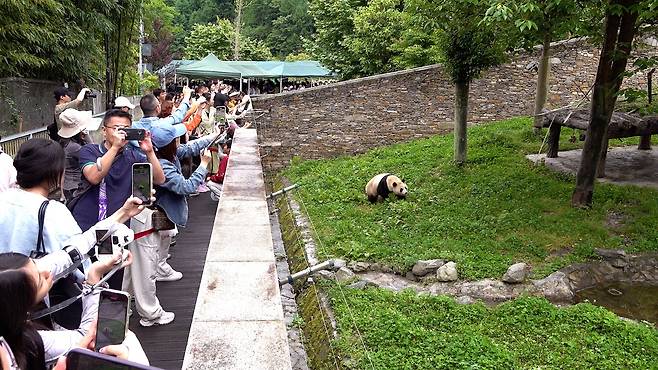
left=132, top=100, right=190, bottom=131
left=155, top=136, right=213, bottom=227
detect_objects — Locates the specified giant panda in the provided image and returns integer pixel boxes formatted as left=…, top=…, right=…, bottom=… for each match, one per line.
left=365, top=173, right=408, bottom=203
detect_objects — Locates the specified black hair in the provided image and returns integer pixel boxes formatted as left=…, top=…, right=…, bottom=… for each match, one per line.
left=155, top=140, right=177, bottom=163
left=53, top=87, right=70, bottom=101
left=102, top=109, right=132, bottom=127
left=0, top=253, right=46, bottom=370
left=165, top=92, right=175, bottom=102
left=140, top=94, right=160, bottom=117
left=13, top=139, right=64, bottom=191
left=152, top=88, right=164, bottom=98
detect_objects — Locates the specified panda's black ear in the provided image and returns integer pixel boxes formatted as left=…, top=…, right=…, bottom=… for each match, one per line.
left=401, top=178, right=406, bottom=183
left=392, top=182, right=397, bottom=187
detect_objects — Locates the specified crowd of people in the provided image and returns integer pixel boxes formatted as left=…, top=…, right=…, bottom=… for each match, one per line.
left=0, top=81, right=253, bottom=369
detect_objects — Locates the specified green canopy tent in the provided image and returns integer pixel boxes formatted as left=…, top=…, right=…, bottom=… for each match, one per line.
left=175, top=53, right=242, bottom=79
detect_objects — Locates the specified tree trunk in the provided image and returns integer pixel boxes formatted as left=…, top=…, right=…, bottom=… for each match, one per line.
left=572, top=0, right=639, bottom=208
left=454, top=81, right=469, bottom=165
left=533, top=33, right=552, bottom=133
left=233, top=0, right=243, bottom=60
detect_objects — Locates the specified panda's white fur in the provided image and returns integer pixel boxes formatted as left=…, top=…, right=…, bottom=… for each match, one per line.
left=365, top=173, right=408, bottom=203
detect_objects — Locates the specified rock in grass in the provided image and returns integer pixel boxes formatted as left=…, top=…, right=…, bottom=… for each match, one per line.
left=411, top=259, right=445, bottom=276
left=348, top=262, right=371, bottom=272
left=533, top=271, right=573, bottom=302
left=502, top=262, right=530, bottom=283
left=335, top=267, right=357, bottom=282
left=314, top=270, right=335, bottom=281
left=332, top=259, right=347, bottom=270
left=347, top=280, right=368, bottom=289
left=437, top=262, right=458, bottom=282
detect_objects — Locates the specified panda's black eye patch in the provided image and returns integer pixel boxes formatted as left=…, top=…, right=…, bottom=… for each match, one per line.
left=392, top=182, right=397, bottom=187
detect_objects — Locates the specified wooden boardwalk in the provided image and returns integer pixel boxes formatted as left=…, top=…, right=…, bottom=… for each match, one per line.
left=129, top=193, right=218, bottom=370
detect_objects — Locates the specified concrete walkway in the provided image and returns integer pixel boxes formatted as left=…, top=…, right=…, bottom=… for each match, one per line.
left=527, top=146, right=658, bottom=189
left=182, top=129, right=292, bottom=369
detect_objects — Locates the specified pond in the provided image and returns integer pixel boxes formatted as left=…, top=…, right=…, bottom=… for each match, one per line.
left=575, top=282, right=658, bottom=327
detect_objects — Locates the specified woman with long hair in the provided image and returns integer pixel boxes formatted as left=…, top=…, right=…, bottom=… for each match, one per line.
left=0, top=138, right=146, bottom=257
left=0, top=251, right=138, bottom=368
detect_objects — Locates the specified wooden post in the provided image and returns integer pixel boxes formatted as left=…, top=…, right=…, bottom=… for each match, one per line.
left=546, top=124, right=561, bottom=158
left=638, top=135, right=651, bottom=150
left=596, top=136, right=609, bottom=178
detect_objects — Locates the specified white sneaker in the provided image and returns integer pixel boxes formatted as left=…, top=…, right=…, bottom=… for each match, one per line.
left=139, top=311, right=175, bottom=327
left=156, top=270, right=183, bottom=282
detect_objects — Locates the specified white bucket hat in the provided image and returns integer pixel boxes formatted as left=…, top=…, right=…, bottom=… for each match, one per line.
left=58, top=109, right=102, bottom=138
left=114, top=96, right=136, bottom=109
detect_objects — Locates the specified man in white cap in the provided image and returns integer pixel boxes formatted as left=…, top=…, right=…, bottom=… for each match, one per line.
left=58, top=109, right=102, bottom=201
left=114, top=96, right=136, bottom=113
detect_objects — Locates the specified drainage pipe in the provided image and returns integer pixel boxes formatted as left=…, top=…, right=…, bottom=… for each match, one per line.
left=279, top=260, right=335, bottom=286
left=267, top=183, right=299, bottom=200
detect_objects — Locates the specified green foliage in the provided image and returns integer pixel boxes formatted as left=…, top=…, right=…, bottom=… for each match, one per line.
left=483, top=0, right=587, bottom=49
left=0, top=0, right=115, bottom=81
left=243, top=0, right=314, bottom=58
left=409, top=0, right=509, bottom=83
left=307, top=0, right=367, bottom=78
left=328, top=288, right=658, bottom=369
left=184, top=19, right=272, bottom=61
left=346, top=0, right=409, bottom=75
left=284, top=117, right=658, bottom=279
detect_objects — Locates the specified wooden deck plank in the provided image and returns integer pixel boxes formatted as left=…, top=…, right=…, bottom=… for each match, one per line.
left=128, top=194, right=218, bottom=370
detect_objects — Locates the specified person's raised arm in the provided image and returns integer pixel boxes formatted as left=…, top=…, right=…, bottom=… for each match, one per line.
left=81, top=129, right=125, bottom=185
left=138, top=131, right=165, bottom=185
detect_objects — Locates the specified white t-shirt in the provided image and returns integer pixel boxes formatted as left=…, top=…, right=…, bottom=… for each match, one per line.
left=0, top=151, right=16, bottom=193
left=0, top=188, right=82, bottom=256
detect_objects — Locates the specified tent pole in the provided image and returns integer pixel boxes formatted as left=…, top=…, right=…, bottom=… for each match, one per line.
left=240, top=74, right=243, bottom=92
left=279, top=78, right=283, bottom=93
left=174, top=73, right=177, bottom=84
left=248, top=79, right=251, bottom=94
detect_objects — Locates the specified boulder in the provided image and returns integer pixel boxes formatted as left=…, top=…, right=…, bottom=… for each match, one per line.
left=502, top=262, right=530, bottom=283
left=594, top=248, right=628, bottom=268
left=436, top=262, right=458, bottom=282
left=411, top=259, right=445, bottom=276
left=533, top=271, right=574, bottom=303
left=335, top=267, right=356, bottom=282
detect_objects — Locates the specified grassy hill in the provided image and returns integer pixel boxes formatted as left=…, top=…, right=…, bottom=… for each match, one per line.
left=284, top=117, right=658, bottom=280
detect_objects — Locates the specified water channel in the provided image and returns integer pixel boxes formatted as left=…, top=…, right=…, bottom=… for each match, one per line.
left=575, top=282, right=658, bottom=327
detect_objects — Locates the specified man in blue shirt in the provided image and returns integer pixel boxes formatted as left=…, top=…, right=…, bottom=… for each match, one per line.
left=132, top=86, right=192, bottom=132
left=72, top=110, right=165, bottom=232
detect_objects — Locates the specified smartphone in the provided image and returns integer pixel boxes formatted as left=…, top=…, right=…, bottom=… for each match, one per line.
left=94, top=289, right=130, bottom=352
left=121, top=128, right=145, bottom=141
left=67, top=348, right=163, bottom=370
left=132, top=163, right=152, bottom=206
left=95, top=229, right=115, bottom=261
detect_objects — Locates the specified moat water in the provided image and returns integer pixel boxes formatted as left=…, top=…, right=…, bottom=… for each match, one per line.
left=575, top=282, right=658, bottom=327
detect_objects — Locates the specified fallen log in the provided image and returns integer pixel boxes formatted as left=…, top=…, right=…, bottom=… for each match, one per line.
left=541, top=108, right=658, bottom=139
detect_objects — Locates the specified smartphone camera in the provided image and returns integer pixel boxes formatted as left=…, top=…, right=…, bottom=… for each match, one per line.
left=132, top=163, right=153, bottom=206
left=84, top=91, right=98, bottom=99
left=121, top=128, right=146, bottom=141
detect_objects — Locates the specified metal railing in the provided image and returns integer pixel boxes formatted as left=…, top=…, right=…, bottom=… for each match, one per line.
left=1, top=111, right=107, bottom=158
left=0, top=126, right=50, bottom=157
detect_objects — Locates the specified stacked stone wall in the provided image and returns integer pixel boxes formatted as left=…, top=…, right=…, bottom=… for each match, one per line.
left=255, top=39, right=657, bottom=175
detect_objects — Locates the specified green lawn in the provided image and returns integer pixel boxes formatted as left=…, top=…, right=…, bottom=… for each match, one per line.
left=284, top=117, right=658, bottom=279
left=328, top=287, right=658, bottom=369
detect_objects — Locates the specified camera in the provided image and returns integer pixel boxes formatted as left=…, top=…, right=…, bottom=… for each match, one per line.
left=84, top=91, right=97, bottom=99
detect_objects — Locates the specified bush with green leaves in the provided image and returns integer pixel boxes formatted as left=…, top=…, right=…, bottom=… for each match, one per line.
left=328, top=287, right=658, bottom=369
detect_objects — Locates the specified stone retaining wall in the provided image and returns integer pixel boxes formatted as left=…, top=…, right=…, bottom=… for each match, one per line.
left=255, top=39, right=657, bottom=175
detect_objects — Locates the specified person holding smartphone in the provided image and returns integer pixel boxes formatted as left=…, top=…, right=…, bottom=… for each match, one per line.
left=0, top=248, right=145, bottom=369
left=71, top=110, right=165, bottom=232
left=148, top=125, right=223, bottom=280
